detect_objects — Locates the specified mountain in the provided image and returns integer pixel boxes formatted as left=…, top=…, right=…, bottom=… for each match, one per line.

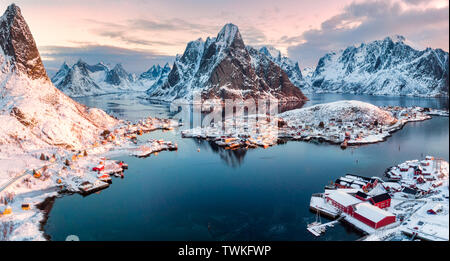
left=139, top=63, right=171, bottom=93
left=51, top=60, right=161, bottom=97
left=310, top=36, right=449, bottom=97
left=148, top=23, right=307, bottom=103
left=301, top=66, right=314, bottom=84
left=1, top=4, right=117, bottom=152
left=258, top=46, right=311, bottom=93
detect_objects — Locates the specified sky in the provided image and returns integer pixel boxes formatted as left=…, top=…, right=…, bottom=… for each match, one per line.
left=1, top=0, right=448, bottom=76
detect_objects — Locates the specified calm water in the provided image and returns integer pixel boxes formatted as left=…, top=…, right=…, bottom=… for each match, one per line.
left=44, top=94, right=449, bottom=241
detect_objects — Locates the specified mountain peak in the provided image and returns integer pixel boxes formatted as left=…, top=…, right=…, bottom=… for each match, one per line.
left=60, top=61, right=70, bottom=70
left=259, top=46, right=282, bottom=59
left=113, top=63, right=125, bottom=70
left=75, top=59, right=87, bottom=66
left=0, top=4, right=48, bottom=80
left=383, top=35, right=406, bottom=44
left=216, top=23, right=243, bottom=47
left=149, top=23, right=307, bottom=102
left=5, top=3, right=20, bottom=16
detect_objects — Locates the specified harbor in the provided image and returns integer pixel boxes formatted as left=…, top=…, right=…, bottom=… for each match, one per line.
left=307, top=156, right=449, bottom=241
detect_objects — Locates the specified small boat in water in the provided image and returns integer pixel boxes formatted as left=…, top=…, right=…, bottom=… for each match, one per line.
left=307, top=210, right=326, bottom=236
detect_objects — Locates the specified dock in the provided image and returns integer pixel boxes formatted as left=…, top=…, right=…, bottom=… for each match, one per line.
left=307, top=217, right=343, bottom=236
left=78, top=180, right=110, bottom=196
left=309, top=194, right=340, bottom=219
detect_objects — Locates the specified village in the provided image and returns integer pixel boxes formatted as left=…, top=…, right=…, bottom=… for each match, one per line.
left=181, top=101, right=448, bottom=151
left=0, top=116, right=180, bottom=240
left=0, top=101, right=448, bottom=240
left=308, top=156, right=449, bottom=241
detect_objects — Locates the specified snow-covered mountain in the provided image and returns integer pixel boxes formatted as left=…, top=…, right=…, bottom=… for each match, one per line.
left=52, top=60, right=169, bottom=97
left=258, top=46, right=311, bottom=93
left=148, top=23, right=307, bottom=103
left=310, top=36, right=449, bottom=97
left=139, top=63, right=171, bottom=93
left=301, top=66, right=314, bottom=85
left=1, top=4, right=117, bottom=152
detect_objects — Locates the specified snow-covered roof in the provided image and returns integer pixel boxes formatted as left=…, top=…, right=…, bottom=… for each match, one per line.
left=326, top=190, right=362, bottom=207
left=354, top=203, right=395, bottom=223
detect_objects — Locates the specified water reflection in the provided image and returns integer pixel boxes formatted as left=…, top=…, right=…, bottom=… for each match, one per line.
left=198, top=139, right=247, bottom=168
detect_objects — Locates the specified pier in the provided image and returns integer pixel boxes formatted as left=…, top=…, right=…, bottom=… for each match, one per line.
left=307, top=216, right=343, bottom=236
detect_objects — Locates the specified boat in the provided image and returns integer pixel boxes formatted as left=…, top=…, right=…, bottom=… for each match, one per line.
left=307, top=210, right=326, bottom=236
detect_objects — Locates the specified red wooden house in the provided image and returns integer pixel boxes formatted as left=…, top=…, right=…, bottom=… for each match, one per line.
left=413, top=165, right=423, bottom=175
left=355, top=191, right=369, bottom=201
left=368, top=193, right=391, bottom=209
left=352, top=203, right=396, bottom=229
left=325, top=191, right=362, bottom=215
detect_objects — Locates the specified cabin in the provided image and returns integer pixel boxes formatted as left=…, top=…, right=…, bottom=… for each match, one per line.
left=355, top=191, right=369, bottom=201
left=402, top=187, right=419, bottom=199
left=352, top=203, right=396, bottom=229
left=21, top=204, right=30, bottom=210
left=416, top=176, right=426, bottom=184
left=33, top=170, right=41, bottom=178
left=382, top=182, right=402, bottom=192
left=413, top=165, right=423, bottom=175
left=92, top=165, right=105, bottom=172
left=427, top=204, right=443, bottom=215
left=325, top=191, right=362, bottom=215
left=0, top=205, right=12, bottom=215
left=420, top=160, right=430, bottom=167
left=399, top=164, right=409, bottom=172
left=368, top=193, right=391, bottom=209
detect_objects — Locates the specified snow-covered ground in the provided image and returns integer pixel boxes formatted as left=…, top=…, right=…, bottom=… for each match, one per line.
left=0, top=116, right=180, bottom=240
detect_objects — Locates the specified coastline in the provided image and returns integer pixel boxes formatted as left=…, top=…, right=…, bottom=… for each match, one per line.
left=36, top=195, right=58, bottom=241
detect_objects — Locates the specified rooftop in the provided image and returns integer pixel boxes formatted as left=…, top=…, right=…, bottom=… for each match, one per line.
left=354, top=203, right=395, bottom=222
left=326, top=190, right=362, bottom=207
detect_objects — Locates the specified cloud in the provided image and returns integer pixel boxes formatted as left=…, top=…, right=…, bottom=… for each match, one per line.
left=286, top=0, right=449, bottom=68
left=402, top=0, right=430, bottom=5
left=86, top=17, right=267, bottom=47
left=39, top=45, right=174, bottom=76
left=129, top=18, right=220, bottom=34
left=96, top=30, right=182, bottom=46
left=240, top=26, right=268, bottom=45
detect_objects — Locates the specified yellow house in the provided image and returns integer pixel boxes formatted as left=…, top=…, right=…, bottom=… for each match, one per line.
left=33, top=170, right=41, bottom=178
left=21, top=204, right=30, bottom=210
left=1, top=205, right=12, bottom=215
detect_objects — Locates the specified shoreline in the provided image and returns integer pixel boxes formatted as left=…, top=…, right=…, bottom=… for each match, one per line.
left=0, top=117, right=180, bottom=241
left=182, top=107, right=445, bottom=151
left=36, top=195, right=58, bottom=241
